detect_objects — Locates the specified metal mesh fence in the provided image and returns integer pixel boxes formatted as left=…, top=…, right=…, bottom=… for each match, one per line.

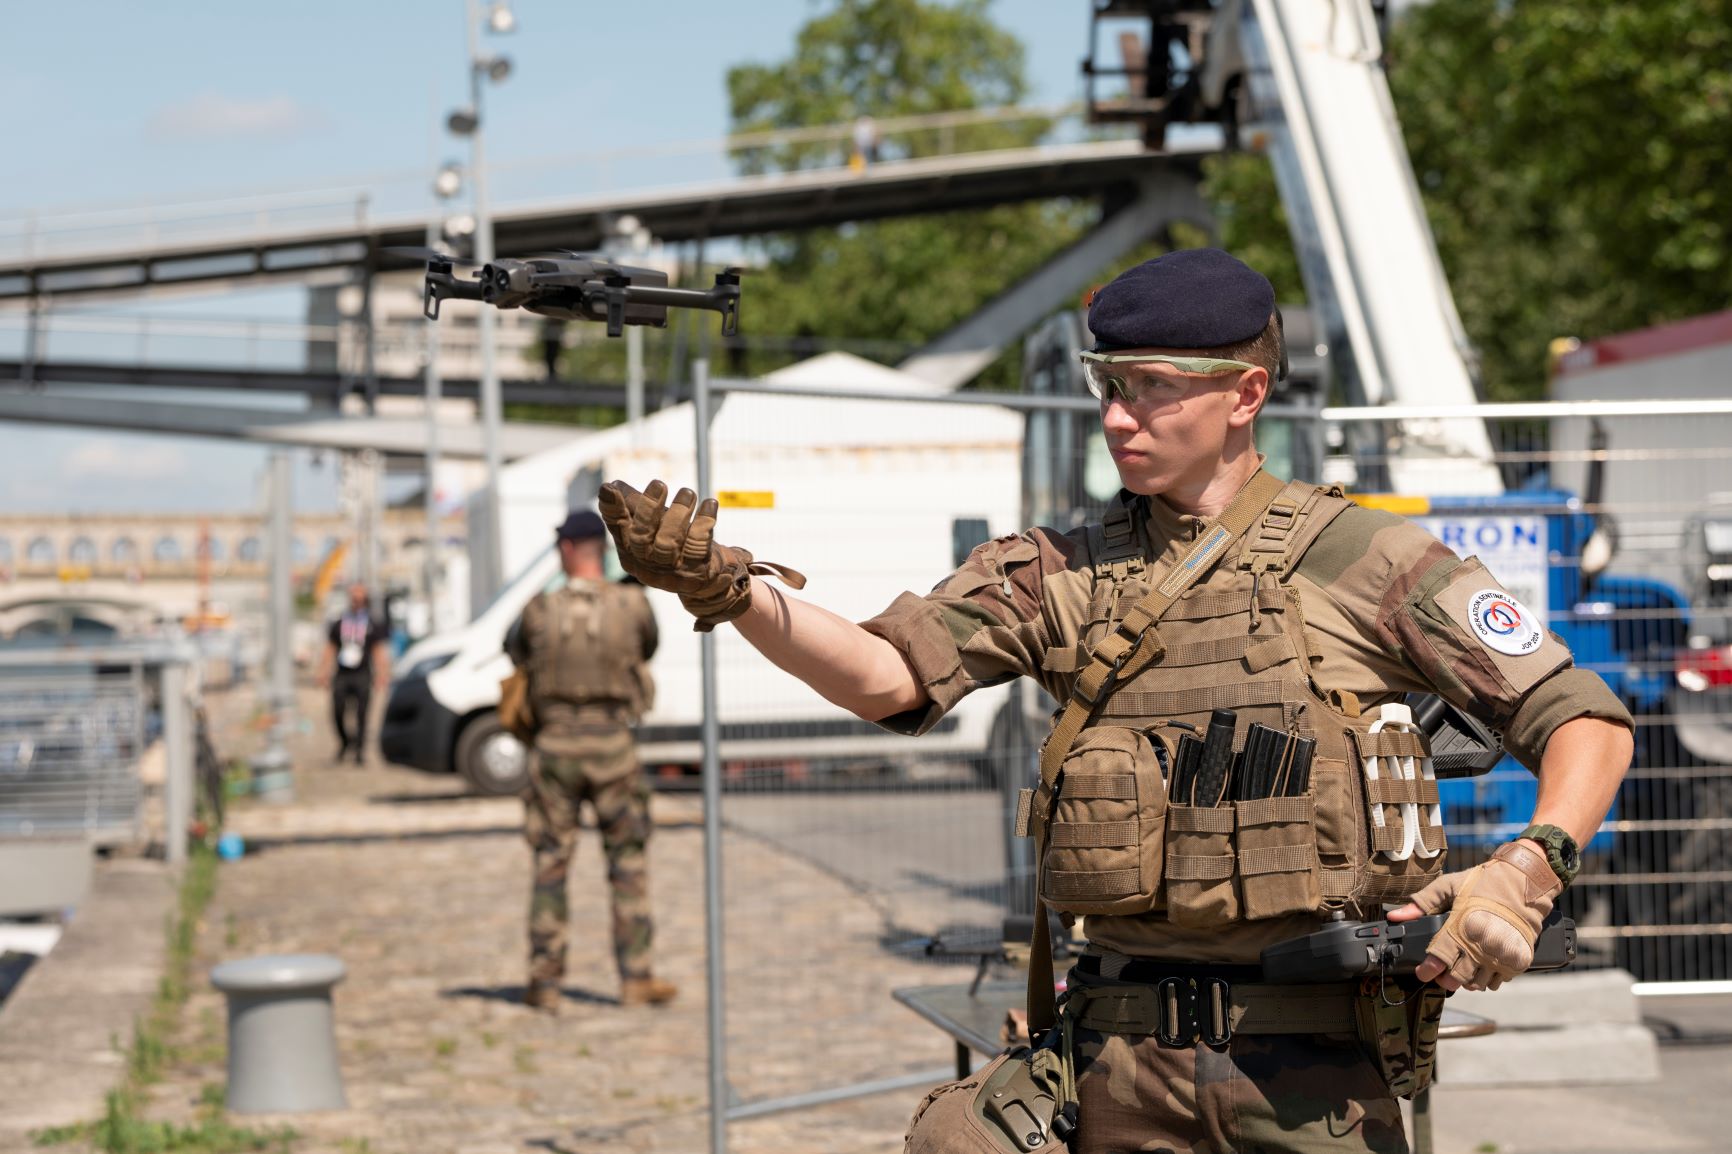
left=1330, top=409, right=1732, bottom=986
left=0, top=654, right=148, bottom=841
left=686, top=386, right=1032, bottom=1112
left=689, top=383, right=1732, bottom=1118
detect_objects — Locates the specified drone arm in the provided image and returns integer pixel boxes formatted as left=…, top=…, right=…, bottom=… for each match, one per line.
left=620, top=285, right=742, bottom=336
left=423, top=270, right=484, bottom=321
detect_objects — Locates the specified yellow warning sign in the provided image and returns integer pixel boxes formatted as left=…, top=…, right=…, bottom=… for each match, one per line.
left=1349, top=493, right=1432, bottom=516
left=716, top=491, right=775, bottom=509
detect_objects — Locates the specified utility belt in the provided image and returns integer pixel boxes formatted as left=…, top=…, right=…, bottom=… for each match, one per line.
left=1065, top=954, right=1446, bottom=1100
left=904, top=961, right=1444, bottom=1154
left=1065, top=963, right=1359, bottom=1047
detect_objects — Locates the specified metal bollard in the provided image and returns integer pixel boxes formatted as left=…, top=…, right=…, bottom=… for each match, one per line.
left=210, top=954, right=348, bottom=1113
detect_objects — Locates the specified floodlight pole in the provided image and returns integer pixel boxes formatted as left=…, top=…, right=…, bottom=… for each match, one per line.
left=424, top=218, right=445, bottom=627
left=467, top=0, right=505, bottom=606
left=254, top=450, right=296, bottom=803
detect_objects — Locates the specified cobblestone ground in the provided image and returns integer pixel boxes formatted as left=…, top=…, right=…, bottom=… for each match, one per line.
left=140, top=684, right=977, bottom=1154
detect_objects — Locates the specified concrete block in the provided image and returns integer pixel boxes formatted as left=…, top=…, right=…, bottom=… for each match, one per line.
left=0, top=860, right=174, bottom=1141
left=0, top=839, right=92, bottom=916
left=1436, top=1021, right=1660, bottom=1087
left=1448, top=968, right=1642, bottom=1027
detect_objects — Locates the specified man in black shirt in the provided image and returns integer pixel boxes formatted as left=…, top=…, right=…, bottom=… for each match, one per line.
left=318, top=582, right=391, bottom=765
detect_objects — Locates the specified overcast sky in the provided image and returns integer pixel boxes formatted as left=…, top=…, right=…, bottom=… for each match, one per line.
left=0, top=0, right=1093, bottom=515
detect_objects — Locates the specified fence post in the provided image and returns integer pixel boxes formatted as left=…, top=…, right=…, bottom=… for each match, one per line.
left=161, top=658, right=191, bottom=866
left=1001, top=681, right=1033, bottom=920
left=254, top=450, right=296, bottom=802
left=693, top=357, right=729, bottom=1154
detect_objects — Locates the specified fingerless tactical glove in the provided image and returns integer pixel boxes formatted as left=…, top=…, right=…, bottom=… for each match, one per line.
left=1407, top=838, right=1562, bottom=990
left=598, top=479, right=806, bottom=632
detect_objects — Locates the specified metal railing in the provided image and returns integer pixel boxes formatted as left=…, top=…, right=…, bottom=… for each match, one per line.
left=0, top=103, right=1112, bottom=267
left=0, top=641, right=197, bottom=864
left=1325, top=400, right=1732, bottom=990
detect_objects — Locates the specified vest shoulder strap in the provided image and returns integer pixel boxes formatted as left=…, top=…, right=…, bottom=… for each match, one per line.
left=1091, top=492, right=1146, bottom=583
left=1237, top=480, right=1354, bottom=579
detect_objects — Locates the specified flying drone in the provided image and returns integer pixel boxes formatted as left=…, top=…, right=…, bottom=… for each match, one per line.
left=391, top=247, right=742, bottom=338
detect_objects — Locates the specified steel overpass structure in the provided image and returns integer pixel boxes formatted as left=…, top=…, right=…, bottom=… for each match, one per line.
left=0, top=135, right=1215, bottom=446
left=0, top=139, right=1204, bottom=302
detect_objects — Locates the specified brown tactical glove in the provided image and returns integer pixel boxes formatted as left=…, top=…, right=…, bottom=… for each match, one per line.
left=597, top=479, right=806, bottom=632
left=1406, top=839, right=1562, bottom=991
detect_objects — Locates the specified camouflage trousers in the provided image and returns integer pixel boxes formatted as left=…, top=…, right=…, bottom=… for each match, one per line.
left=523, top=736, right=654, bottom=984
left=1068, top=1027, right=1409, bottom=1154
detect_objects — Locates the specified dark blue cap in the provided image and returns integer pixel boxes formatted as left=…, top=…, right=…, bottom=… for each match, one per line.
left=555, top=510, right=606, bottom=542
left=1088, top=249, right=1276, bottom=353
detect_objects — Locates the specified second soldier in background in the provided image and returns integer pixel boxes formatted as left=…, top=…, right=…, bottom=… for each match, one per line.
left=506, top=510, right=676, bottom=1012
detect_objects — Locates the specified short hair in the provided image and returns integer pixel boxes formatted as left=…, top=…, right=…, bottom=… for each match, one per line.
left=1214, top=312, right=1283, bottom=383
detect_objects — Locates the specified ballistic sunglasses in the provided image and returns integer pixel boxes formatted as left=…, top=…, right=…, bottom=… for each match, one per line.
left=1078, top=351, right=1257, bottom=404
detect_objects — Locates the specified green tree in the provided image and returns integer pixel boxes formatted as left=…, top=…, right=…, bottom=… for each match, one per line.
left=1212, top=0, right=1731, bottom=402
left=727, top=0, right=1041, bottom=171
left=1198, top=153, right=1304, bottom=303
left=723, top=0, right=1094, bottom=388
left=1390, top=0, right=1731, bottom=400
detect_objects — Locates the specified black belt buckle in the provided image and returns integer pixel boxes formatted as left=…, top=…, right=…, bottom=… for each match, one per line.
left=1154, top=977, right=1197, bottom=1047
left=1199, top=976, right=1233, bottom=1046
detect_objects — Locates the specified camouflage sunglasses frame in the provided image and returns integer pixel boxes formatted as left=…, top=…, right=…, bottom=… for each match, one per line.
left=1077, top=351, right=1257, bottom=404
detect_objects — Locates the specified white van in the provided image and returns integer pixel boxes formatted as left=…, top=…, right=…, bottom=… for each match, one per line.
left=381, top=353, right=1028, bottom=794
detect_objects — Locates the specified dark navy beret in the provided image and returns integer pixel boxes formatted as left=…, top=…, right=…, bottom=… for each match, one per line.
left=1088, top=249, right=1275, bottom=352
left=555, top=510, right=606, bottom=541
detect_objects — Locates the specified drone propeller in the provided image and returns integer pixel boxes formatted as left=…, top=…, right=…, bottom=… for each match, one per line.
left=383, top=245, right=477, bottom=266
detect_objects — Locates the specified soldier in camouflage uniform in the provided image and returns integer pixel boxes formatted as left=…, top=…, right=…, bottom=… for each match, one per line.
left=598, top=250, right=1635, bottom=1152
left=506, top=510, right=676, bottom=1012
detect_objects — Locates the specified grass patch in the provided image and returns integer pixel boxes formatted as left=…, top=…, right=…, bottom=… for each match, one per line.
left=433, top=1037, right=457, bottom=1058
left=513, top=1046, right=539, bottom=1075
left=32, top=1091, right=296, bottom=1153
left=31, top=847, right=296, bottom=1153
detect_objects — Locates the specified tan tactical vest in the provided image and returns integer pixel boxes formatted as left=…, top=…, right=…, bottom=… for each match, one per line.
left=1025, top=478, right=1447, bottom=926
left=523, top=581, right=652, bottom=719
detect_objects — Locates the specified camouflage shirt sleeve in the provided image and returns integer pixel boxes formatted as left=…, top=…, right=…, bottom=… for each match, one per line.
left=858, top=528, right=1079, bottom=736
left=1292, top=506, right=1633, bottom=770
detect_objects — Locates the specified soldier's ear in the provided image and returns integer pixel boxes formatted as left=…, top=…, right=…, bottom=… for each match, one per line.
left=1229, top=367, right=1270, bottom=427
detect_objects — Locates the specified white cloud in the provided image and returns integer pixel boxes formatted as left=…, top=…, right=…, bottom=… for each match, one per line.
left=63, top=440, right=189, bottom=482
left=147, top=92, right=324, bottom=141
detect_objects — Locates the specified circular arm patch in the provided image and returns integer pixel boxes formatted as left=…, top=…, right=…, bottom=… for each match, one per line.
left=1467, top=589, right=1544, bottom=656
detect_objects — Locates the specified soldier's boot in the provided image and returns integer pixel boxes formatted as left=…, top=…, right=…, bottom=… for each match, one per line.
left=523, top=980, right=563, bottom=1013
left=619, top=976, right=678, bottom=1007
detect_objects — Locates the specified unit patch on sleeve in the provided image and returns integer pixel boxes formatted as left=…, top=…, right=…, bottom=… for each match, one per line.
left=1467, top=589, right=1544, bottom=657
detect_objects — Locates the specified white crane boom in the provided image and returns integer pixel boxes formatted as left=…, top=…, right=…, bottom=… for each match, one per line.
left=1199, top=0, right=1503, bottom=494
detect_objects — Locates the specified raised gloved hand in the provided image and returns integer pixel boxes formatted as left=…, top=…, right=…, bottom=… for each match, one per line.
left=597, top=479, right=806, bottom=632
left=1393, top=839, right=1562, bottom=991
